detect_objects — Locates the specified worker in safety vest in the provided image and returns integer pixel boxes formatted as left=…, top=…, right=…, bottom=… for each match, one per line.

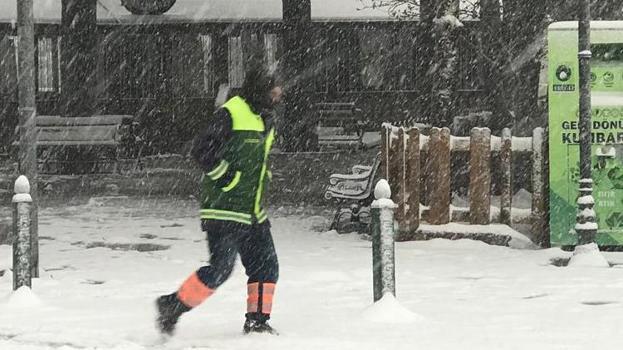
left=156, top=67, right=283, bottom=336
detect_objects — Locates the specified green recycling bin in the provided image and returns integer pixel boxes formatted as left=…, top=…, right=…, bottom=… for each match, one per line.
left=549, top=21, right=623, bottom=247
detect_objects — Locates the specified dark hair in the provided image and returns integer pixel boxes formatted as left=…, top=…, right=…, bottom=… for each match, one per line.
left=240, top=65, right=277, bottom=112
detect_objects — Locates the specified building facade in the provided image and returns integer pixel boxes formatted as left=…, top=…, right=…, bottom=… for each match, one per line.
left=0, top=0, right=486, bottom=154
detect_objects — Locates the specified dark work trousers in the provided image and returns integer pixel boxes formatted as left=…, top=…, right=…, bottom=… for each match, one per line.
left=196, top=220, right=279, bottom=289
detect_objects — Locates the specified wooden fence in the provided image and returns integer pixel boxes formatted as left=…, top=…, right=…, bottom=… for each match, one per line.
left=381, top=125, right=547, bottom=245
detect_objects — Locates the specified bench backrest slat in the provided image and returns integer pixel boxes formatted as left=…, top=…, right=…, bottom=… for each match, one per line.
left=315, top=102, right=355, bottom=109
left=37, top=125, right=119, bottom=142
left=36, top=115, right=133, bottom=126
left=315, top=103, right=361, bottom=126
left=318, top=110, right=358, bottom=116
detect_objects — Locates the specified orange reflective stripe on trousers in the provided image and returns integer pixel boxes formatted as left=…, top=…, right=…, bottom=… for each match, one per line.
left=177, top=272, right=215, bottom=308
left=247, top=282, right=276, bottom=314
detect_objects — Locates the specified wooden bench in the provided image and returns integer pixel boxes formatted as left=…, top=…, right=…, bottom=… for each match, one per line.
left=324, top=152, right=381, bottom=233
left=13, top=115, right=135, bottom=174
left=314, top=102, right=366, bottom=149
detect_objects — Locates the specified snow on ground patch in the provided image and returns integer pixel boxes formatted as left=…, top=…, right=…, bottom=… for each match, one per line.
left=5, top=286, right=42, bottom=309
left=0, top=245, right=11, bottom=271
left=568, top=243, right=610, bottom=268
left=304, top=215, right=331, bottom=232
left=513, top=188, right=533, bottom=208
left=1, top=198, right=623, bottom=349
left=362, top=293, right=423, bottom=324
left=418, top=223, right=536, bottom=249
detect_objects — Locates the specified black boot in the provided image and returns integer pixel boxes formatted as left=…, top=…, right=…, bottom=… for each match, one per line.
left=156, top=293, right=191, bottom=336
left=243, top=313, right=278, bottom=335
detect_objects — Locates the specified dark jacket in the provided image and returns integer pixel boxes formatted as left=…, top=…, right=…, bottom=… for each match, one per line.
left=191, top=96, right=274, bottom=225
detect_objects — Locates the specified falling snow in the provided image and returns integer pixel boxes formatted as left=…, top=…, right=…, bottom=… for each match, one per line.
left=1, top=0, right=623, bottom=349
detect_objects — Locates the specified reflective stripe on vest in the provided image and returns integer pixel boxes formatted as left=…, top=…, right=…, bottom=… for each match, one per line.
left=254, top=128, right=275, bottom=217
left=201, top=209, right=268, bottom=225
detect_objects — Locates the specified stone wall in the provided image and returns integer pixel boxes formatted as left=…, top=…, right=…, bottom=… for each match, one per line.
left=0, top=149, right=380, bottom=207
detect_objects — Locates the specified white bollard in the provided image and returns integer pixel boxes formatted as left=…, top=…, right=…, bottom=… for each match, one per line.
left=371, top=179, right=398, bottom=301
left=12, top=175, right=33, bottom=290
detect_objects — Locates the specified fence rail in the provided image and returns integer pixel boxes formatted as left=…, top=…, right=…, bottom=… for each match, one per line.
left=381, top=124, right=547, bottom=245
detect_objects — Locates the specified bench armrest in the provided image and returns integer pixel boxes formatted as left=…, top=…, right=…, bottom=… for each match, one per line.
left=352, top=165, right=372, bottom=174
left=329, top=170, right=374, bottom=185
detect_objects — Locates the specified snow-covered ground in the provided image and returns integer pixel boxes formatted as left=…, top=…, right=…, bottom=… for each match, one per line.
left=1, top=197, right=623, bottom=350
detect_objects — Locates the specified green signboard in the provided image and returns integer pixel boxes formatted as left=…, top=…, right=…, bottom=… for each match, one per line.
left=549, top=21, right=623, bottom=246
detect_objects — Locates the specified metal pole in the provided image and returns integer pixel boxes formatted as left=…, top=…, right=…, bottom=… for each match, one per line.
left=60, top=0, right=98, bottom=119
left=371, top=205, right=382, bottom=302
left=17, top=0, right=39, bottom=277
left=575, top=0, right=597, bottom=245
left=13, top=176, right=33, bottom=290
left=371, top=179, right=397, bottom=302
left=281, top=0, right=313, bottom=151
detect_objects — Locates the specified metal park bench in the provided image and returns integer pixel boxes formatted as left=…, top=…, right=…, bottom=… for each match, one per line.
left=315, top=102, right=366, bottom=149
left=324, top=153, right=381, bottom=233
left=13, top=115, right=135, bottom=174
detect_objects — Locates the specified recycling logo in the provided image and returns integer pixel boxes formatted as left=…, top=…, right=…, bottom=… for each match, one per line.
left=603, top=71, right=615, bottom=83
left=556, top=65, right=572, bottom=82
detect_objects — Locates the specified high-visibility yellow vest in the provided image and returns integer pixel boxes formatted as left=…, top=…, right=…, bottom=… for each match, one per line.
left=200, top=96, right=275, bottom=225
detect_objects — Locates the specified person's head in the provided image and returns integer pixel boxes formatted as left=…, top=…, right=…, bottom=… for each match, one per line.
left=240, top=66, right=283, bottom=112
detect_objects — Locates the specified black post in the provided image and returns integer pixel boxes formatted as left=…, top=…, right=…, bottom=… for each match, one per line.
left=575, top=0, right=596, bottom=244
left=481, top=0, right=512, bottom=133
left=371, top=179, right=397, bottom=302
left=12, top=176, right=33, bottom=291
left=281, top=0, right=314, bottom=151
left=418, top=0, right=435, bottom=124
left=17, top=0, right=38, bottom=278
left=371, top=206, right=382, bottom=302
left=60, top=0, right=97, bottom=118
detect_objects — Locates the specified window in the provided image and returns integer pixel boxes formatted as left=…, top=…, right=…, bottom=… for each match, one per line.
left=309, top=27, right=418, bottom=93
left=394, top=30, right=417, bottom=91
left=457, top=33, right=484, bottom=91
left=228, top=36, right=244, bottom=88
left=335, top=30, right=363, bottom=92
left=228, top=33, right=273, bottom=86
left=311, top=32, right=330, bottom=93
left=133, top=36, right=165, bottom=98
left=104, top=34, right=165, bottom=99
left=37, top=37, right=58, bottom=92
left=171, top=33, right=204, bottom=97
left=57, top=37, right=62, bottom=93
left=359, top=30, right=391, bottom=90
left=0, top=35, right=18, bottom=95
left=200, top=34, right=214, bottom=93
left=264, top=33, right=278, bottom=73
left=357, top=28, right=417, bottom=91
left=460, top=0, right=480, bottom=20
